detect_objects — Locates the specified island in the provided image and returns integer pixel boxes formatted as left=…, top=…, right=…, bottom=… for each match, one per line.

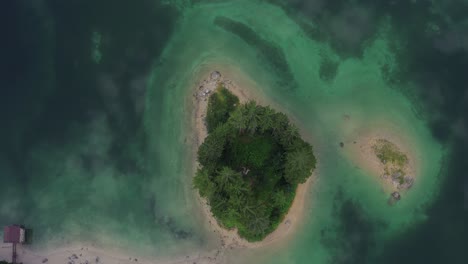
left=372, top=138, right=414, bottom=204
left=341, top=120, right=417, bottom=204
left=193, top=72, right=316, bottom=242
left=373, top=139, right=414, bottom=188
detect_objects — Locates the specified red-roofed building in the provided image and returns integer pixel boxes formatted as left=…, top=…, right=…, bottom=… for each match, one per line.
left=3, top=225, right=25, bottom=244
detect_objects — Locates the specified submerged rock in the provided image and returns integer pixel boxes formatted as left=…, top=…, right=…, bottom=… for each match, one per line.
left=392, top=191, right=401, bottom=200
left=391, top=172, right=402, bottom=180
left=210, top=71, right=221, bottom=81
left=399, top=176, right=414, bottom=190
left=388, top=191, right=401, bottom=205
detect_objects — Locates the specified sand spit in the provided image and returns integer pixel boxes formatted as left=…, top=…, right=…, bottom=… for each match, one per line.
left=189, top=70, right=315, bottom=253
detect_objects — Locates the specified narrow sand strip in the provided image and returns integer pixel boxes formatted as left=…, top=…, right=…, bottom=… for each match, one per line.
left=0, top=241, right=223, bottom=264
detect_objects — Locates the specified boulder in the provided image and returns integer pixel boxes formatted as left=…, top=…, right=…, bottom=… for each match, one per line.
left=388, top=191, right=401, bottom=205
left=391, top=172, right=402, bottom=180
left=399, top=176, right=414, bottom=190
left=391, top=191, right=401, bottom=200
left=210, top=71, right=221, bottom=81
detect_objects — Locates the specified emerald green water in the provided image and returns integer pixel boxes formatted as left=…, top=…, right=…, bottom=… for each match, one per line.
left=148, top=1, right=445, bottom=262
left=1, top=0, right=451, bottom=263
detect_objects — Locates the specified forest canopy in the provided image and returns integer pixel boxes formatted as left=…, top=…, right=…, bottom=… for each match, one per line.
left=194, top=86, right=316, bottom=241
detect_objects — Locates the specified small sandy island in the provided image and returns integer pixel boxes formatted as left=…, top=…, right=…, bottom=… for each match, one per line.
left=341, top=118, right=419, bottom=203
left=189, top=70, right=315, bottom=250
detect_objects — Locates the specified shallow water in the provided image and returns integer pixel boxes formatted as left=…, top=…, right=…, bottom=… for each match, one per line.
left=1, top=0, right=466, bottom=263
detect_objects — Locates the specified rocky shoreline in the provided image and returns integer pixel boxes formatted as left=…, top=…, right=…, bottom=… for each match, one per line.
left=370, top=138, right=415, bottom=204
left=381, top=171, right=414, bottom=190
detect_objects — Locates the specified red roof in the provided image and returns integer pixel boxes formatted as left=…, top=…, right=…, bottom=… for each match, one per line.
left=3, top=225, right=23, bottom=243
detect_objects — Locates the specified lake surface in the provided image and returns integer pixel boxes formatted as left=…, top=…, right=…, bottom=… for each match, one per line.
left=1, top=1, right=467, bottom=263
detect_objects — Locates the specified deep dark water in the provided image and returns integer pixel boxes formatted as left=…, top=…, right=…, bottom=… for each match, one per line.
left=1, top=0, right=468, bottom=263
left=0, top=0, right=185, bottom=243
left=320, top=190, right=385, bottom=264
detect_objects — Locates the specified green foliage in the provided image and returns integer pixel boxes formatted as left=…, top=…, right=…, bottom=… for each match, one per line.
left=194, top=88, right=316, bottom=241
left=257, top=106, right=276, bottom=133
left=373, top=139, right=408, bottom=184
left=197, top=123, right=229, bottom=168
left=229, top=100, right=261, bottom=134
left=372, top=139, right=408, bottom=167
left=227, top=135, right=276, bottom=169
left=273, top=189, right=291, bottom=212
left=215, top=167, right=242, bottom=191
left=206, top=86, right=239, bottom=132
left=284, top=143, right=316, bottom=185
left=193, top=168, right=215, bottom=198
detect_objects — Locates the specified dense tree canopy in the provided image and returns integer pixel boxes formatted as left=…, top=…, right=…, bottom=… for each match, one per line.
left=194, top=86, right=316, bottom=241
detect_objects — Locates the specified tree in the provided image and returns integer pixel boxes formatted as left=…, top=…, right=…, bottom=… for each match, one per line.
left=273, top=189, right=289, bottom=211
left=216, top=167, right=241, bottom=191
left=211, top=193, right=228, bottom=214
left=271, top=112, right=289, bottom=138
left=197, top=124, right=228, bottom=167
left=228, top=191, right=246, bottom=212
left=247, top=215, right=270, bottom=237
left=284, top=144, right=316, bottom=185
left=229, top=107, right=248, bottom=134
left=279, top=123, right=300, bottom=148
left=194, top=88, right=317, bottom=242
left=228, top=179, right=248, bottom=196
left=193, top=169, right=215, bottom=198
left=239, top=201, right=257, bottom=218
left=206, top=87, right=239, bottom=132
left=243, top=101, right=261, bottom=135
left=258, top=106, right=276, bottom=133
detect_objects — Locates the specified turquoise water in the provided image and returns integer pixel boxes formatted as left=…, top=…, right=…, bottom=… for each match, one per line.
left=0, top=0, right=457, bottom=263
left=149, top=1, right=445, bottom=262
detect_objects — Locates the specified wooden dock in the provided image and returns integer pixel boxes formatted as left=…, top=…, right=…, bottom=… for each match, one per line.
left=12, top=243, right=17, bottom=264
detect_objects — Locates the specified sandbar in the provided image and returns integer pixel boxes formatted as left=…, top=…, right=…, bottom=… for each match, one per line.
left=341, top=117, right=420, bottom=194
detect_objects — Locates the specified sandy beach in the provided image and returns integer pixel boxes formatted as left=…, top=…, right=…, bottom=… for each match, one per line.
left=188, top=69, right=316, bottom=253
left=341, top=119, right=420, bottom=193
left=0, top=241, right=223, bottom=264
